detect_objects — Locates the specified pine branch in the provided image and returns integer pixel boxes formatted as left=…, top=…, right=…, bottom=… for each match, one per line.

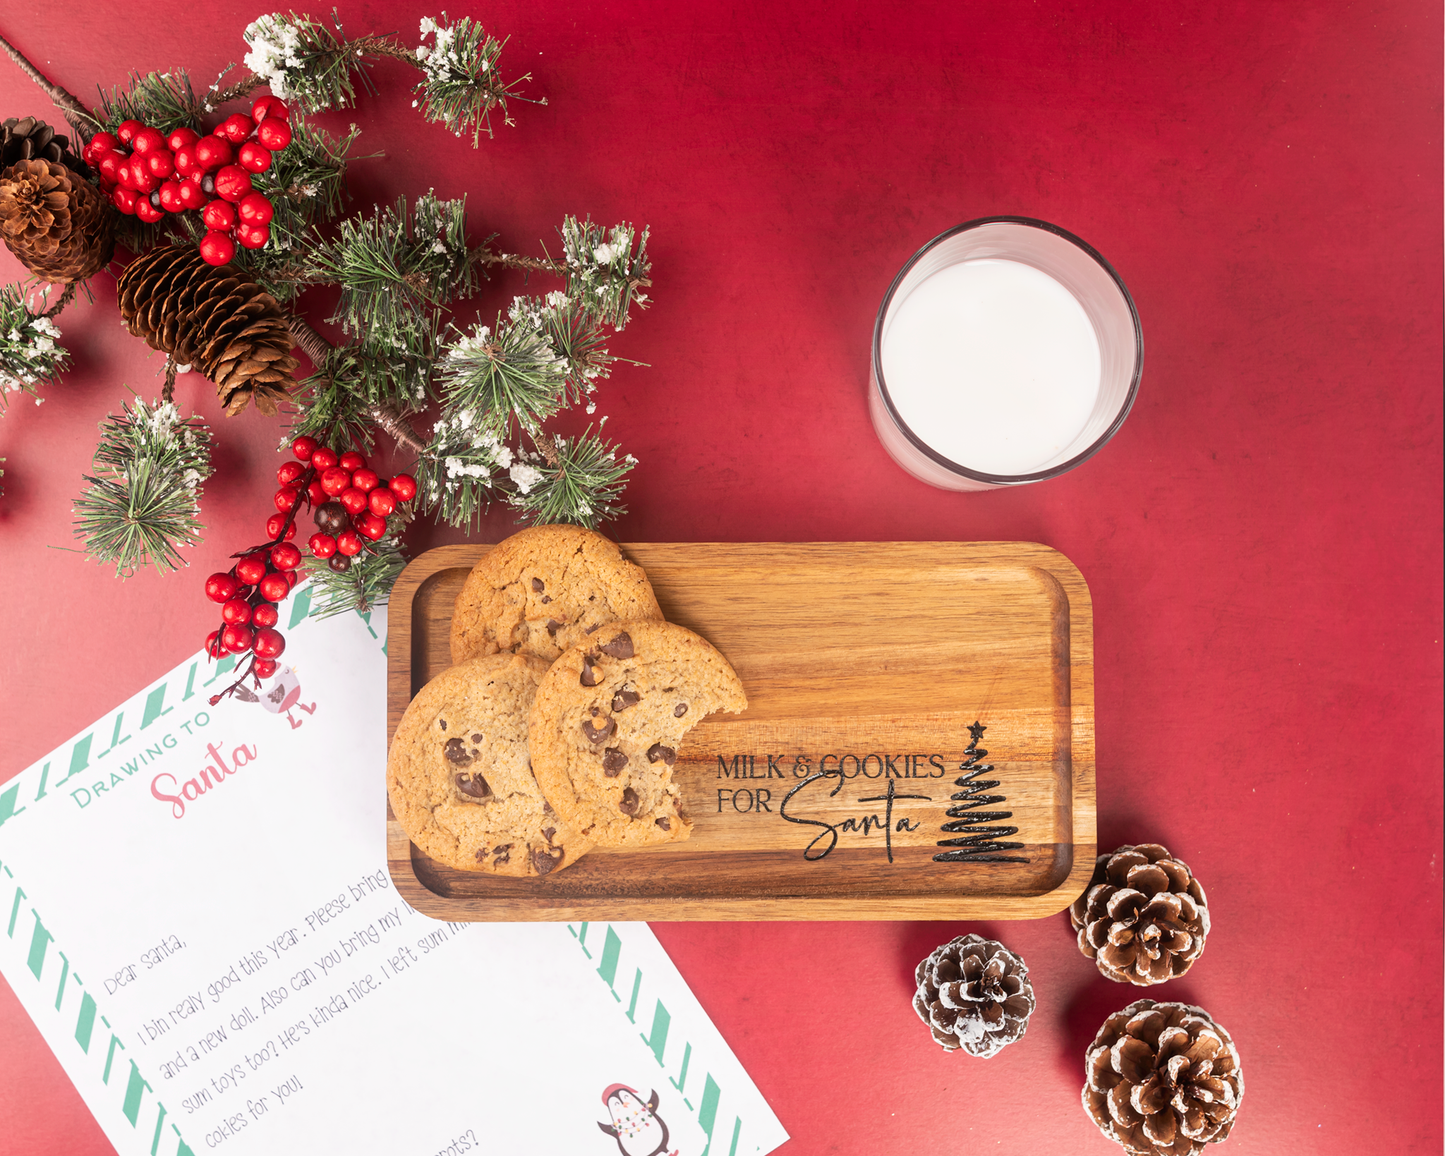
left=559, top=217, right=652, bottom=330
left=72, top=399, right=214, bottom=576
left=435, top=308, right=568, bottom=441
left=0, top=284, right=69, bottom=410
left=242, top=11, right=377, bottom=113
left=98, top=70, right=207, bottom=136
left=507, top=428, right=634, bottom=528
left=413, top=15, right=539, bottom=144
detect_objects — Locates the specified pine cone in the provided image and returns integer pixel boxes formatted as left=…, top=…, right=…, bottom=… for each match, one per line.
left=1, top=117, right=87, bottom=173
left=1083, top=1000, right=1243, bottom=1156
left=115, top=245, right=298, bottom=416
left=1070, top=844, right=1209, bottom=986
left=0, top=158, right=114, bottom=283
left=912, top=933, right=1035, bottom=1057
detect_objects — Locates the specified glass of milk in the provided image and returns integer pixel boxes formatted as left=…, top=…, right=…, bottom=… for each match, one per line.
left=869, top=217, right=1142, bottom=490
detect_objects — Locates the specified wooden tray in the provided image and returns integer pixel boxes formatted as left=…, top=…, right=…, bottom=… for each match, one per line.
left=387, top=542, right=1095, bottom=921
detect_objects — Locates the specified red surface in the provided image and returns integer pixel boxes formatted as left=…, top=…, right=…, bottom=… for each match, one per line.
left=1, top=2, right=1440, bottom=1153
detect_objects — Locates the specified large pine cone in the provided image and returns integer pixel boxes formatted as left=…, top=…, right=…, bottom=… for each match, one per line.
left=0, top=158, right=114, bottom=283
left=912, top=933, right=1035, bottom=1057
left=1083, top=1000, right=1243, bottom=1156
left=116, top=245, right=298, bottom=416
left=1, top=117, right=87, bottom=173
left=1070, top=844, right=1209, bottom=985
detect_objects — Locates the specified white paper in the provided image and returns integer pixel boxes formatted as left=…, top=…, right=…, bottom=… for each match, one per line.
left=0, top=591, right=788, bottom=1156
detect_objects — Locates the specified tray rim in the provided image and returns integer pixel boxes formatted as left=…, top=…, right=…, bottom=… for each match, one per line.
left=386, top=540, right=1096, bottom=921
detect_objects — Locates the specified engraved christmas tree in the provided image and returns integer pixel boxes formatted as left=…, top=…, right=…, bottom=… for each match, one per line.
left=933, top=721, right=1029, bottom=864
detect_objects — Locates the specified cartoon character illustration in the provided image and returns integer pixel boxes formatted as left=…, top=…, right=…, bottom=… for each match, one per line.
left=597, top=1085, right=675, bottom=1156
left=233, top=664, right=317, bottom=728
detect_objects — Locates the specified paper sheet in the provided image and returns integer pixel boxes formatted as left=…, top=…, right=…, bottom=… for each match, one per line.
left=0, top=593, right=788, bottom=1156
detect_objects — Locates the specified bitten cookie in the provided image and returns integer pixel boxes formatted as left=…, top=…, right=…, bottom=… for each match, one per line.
left=387, top=653, right=590, bottom=876
left=528, top=621, right=748, bottom=848
left=450, top=525, right=664, bottom=665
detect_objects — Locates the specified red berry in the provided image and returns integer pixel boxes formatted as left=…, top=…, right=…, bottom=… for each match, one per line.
left=131, top=127, right=165, bottom=155
left=116, top=119, right=143, bottom=144
left=222, top=623, right=254, bottom=654
left=205, top=572, right=240, bottom=603
left=310, top=446, right=339, bottom=470
left=286, top=568, right=302, bottom=590
left=252, top=603, right=279, bottom=628
left=90, top=131, right=119, bottom=155
left=255, top=118, right=292, bottom=151
left=193, top=136, right=232, bottom=171
left=259, top=572, right=291, bottom=602
left=251, top=95, right=290, bottom=123
left=291, top=436, right=319, bottom=461
left=252, top=628, right=286, bottom=660
left=339, top=487, right=369, bottom=517
left=368, top=487, right=397, bottom=517
left=236, top=222, right=270, bottom=250
left=308, top=532, right=337, bottom=558
left=350, top=468, right=379, bottom=492
left=166, top=127, right=200, bottom=151
left=130, top=166, right=159, bottom=195
left=175, top=179, right=206, bottom=210
left=202, top=200, right=237, bottom=231
left=221, top=597, right=253, bottom=626
left=357, top=512, right=388, bottom=540
left=205, top=629, right=225, bottom=658
left=252, top=658, right=278, bottom=679
left=238, top=141, right=272, bottom=173
left=235, top=553, right=269, bottom=586
left=265, top=512, right=298, bottom=540
left=306, top=479, right=327, bottom=507
left=320, top=466, right=352, bottom=496
left=270, top=542, right=303, bottom=571
left=145, top=149, right=175, bottom=179
left=157, top=180, right=184, bottom=212
left=173, top=144, right=199, bottom=177
left=238, top=192, right=274, bottom=225
left=218, top=114, right=254, bottom=144
left=338, top=451, right=366, bottom=471
left=135, top=197, right=164, bottom=224
left=274, top=485, right=301, bottom=512
left=277, top=461, right=306, bottom=486
left=335, top=530, right=362, bottom=557
left=111, top=186, right=138, bottom=215
left=199, top=230, right=235, bottom=266
left=389, top=474, right=418, bottom=502
left=97, top=152, right=124, bottom=184
left=213, top=165, right=253, bottom=203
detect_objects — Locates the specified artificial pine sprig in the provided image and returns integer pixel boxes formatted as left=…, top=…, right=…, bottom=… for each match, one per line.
left=437, top=309, right=568, bottom=440
left=0, top=284, right=67, bottom=408
left=510, top=429, right=635, bottom=528
left=73, top=398, right=214, bottom=576
left=242, top=11, right=375, bottom=113
left=414, top=15, right=537, bottom=144
left=514, top=291, right=617, bottom=409
left=559, top=217, right=651, bottom=330
left=99, top=70, right=206, bottom=136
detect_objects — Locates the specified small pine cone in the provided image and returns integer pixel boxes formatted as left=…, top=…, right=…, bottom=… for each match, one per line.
left=1083, top=1000, right=1243, bottom=1156
left=0, top=158, right=114, bottom=283
left=1070, top=844, right=1209, bottom=986
left=115, top=244, right=298, bottom=416
left=912, top=933, right=1035, bottom=1057
left=1, top=117, right=87, bottom=173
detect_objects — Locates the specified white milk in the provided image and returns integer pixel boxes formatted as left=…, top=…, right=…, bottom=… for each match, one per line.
left=880, top=258, right=1101, bottom=476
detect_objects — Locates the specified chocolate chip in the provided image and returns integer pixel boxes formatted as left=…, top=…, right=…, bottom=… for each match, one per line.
left=599, top=632, right=634, bottom=660
left=674, top=703, right=688, bottom=717
left=541, top=826, right=556, bottom=843
left=531, top=577, right=545, bottom=592
left=582, top=716, right=615, bottom=744
left=655, top=817, right=671, bottom=831
left=455, top=772, right=492, bottom=800
left=541, top=595, right=552, bottom=604
left=602, top=747, right=629, bottom=776
left=619, top=786, right=640, bottom=816
left=444, top=737, right=474, bottom=765
left=471, top=733, right=482, bottom=743
left=580, top=657, right=599, bottom=687
left=542, top=799, right=556, bottom=817
left=585, top=624, right=601, bottom=634
left=492, top=844, right=512, bottom=865
left=438, top=718, right=448, bottom=731
left=647, top=743, right=676, bottom=766
left=532, top=847, right=563, bottom=876
left=612, top=688, right=641, bottom=712
left=546, top=618, right=563, bottom=637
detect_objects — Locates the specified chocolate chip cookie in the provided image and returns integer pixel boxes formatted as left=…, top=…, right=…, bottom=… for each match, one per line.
left=449, top=525, right=664, bottom=665
left=528, top=621, right=748, bottom=848
left=387, top=653, right=591, bottom=876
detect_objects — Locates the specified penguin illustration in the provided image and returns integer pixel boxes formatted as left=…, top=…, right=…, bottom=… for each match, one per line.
left=597, top=1085, right=675, bottom=1156
left=233, top=664, right=316, bottom=728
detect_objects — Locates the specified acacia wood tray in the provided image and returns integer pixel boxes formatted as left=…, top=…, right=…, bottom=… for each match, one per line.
left=387, top=541, right=1095, bottom=921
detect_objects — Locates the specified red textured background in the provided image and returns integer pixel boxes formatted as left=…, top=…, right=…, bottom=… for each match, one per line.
left=1, top=2, right=1440, bottom=1153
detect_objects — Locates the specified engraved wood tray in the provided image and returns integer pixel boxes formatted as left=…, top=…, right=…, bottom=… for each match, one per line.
left=387, top=542, right=1095, bottom=921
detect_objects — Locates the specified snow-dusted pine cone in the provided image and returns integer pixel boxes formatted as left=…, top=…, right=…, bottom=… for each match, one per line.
left=1069, top=844, right=1209, bottom=985
left=1083, top=1000, right=1243, bottom=1156
left=912, top=933, right=1035, bottom=1057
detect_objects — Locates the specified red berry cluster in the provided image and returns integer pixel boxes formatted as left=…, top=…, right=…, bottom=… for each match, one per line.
left=201, top=436, right=416, bottom=702
left=84, top=95, right=294, bottom=266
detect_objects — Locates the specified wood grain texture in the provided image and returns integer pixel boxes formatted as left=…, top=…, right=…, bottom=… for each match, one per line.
left=387, top=542, right=1095, bottom=921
